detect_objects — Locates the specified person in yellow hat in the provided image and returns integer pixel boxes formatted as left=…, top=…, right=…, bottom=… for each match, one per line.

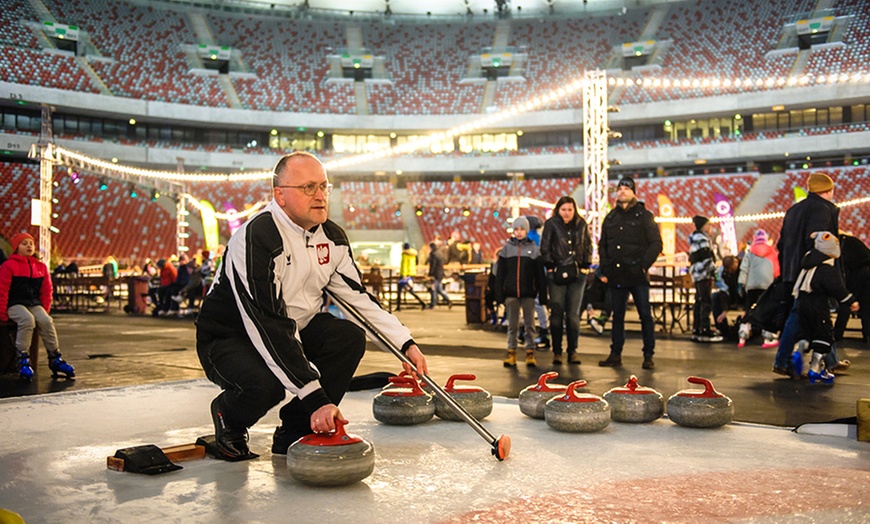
left=772, top=173, right=838, bottom=378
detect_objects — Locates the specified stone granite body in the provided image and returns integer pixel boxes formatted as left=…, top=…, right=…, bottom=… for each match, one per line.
left=544, top=381, right=611, bottom=433
left=518, top=372, right=569, bottom=419
left=435, top=389, right=492, bottom=421
left=286, top=428, right=376, bottom=487
left=603, top=376, right=665, bottom=423
left=666, top=377, right=734, bottom=428
left=373, top=377, right=435, bottom=425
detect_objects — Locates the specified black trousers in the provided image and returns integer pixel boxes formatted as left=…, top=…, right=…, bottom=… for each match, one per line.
left=197, top=313, right=365, bottom=434
left=693, top=278, right=714, bottom=333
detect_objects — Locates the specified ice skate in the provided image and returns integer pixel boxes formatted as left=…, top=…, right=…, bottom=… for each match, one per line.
left=695, top=329, right=724, bottom=343
left=807, top=369, right=834, bottom=385
left=48, top=355, right=75, bottom=379
left=17, top=354, right=34, bottom=382
left=791, top=340, right=809, bottom=378
left=761, top=330, right=779, bottom=349
left=806, top=352, right=833, bottom=385
left=737, top=323, right=751, bottom=348
left=588, top=317, right=604, bottom=335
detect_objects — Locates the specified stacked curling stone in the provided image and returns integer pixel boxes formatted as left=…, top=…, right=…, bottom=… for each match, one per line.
left=544, top=380, right=611, bottom=433
left=286, top=419, right=375, bottom=487
left=667, top=376, right=733, bottom=428
left=373, top=375, right=434, bottom=425
left=602, top=375, right=664, bottom=423
left=518, top=372, right=568, bottom=419
left=434, top=374, right=493, bottom=421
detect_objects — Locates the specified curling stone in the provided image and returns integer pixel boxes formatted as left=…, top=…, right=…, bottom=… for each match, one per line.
left=518, top=372, right=568, bottom=419
left=544, top=380, right=610, bottom=433
left=373, top=376, right=434, bottom=425
left=666, top=376, right=733, bottom=429
left=434, top=374, right=493, bottom=421
left=286, top=419, right=375, bottom=487
left=602, top=375, right=664, bottom=423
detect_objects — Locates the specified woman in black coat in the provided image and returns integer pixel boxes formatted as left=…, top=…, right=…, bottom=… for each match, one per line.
left=540, top=196, right=592, bottom=365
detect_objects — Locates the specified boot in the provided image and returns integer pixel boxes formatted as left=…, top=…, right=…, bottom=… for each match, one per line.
left=536, top=329, right=551, bottom=350
left=568, top=353, right=581, bottom=365
left=642, top=355, right=655, bottom=369
left=272, top=425, right=307, bottom=455
left=48, top=352, right=75, bottom=379
left=525, top=350, right=537, bottom=368
left=210, top=397, right=254, bottom=460
left=598, top=354, right=622, bottom=367
left=503, top=350, right=517, bottom=368
left=552, top=353, right=563, bottom=365
left=17, top=354, right=34, bottom=382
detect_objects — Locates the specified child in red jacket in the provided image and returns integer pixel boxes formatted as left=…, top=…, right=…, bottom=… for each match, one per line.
left=0, top=233, right=74, bottom=380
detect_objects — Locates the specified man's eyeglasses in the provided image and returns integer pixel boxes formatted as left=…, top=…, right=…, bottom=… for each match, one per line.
left=275, top=182, right=334, bottom=197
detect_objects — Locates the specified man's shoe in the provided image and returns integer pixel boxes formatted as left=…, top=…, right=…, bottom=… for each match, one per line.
left=568, top=353, right=582, bottom=365
left=503, top=350, right=517, bottom=368
left=210, top=398, right=253, bottom=460
left=272, top=426, right=307, bottom=455
left=642, top=356, right=655, bottom=369
left=552, top=354, right=563, bottom=365
left=598, top=354, right=622, bottom=367
left=525, top=350, right=537, bottom=368
left=772, top=365, right=792, bottom=377
left=588, top=318, right=604, bottom=335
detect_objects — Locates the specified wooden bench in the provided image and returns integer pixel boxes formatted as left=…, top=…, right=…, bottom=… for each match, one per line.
left=0, top=320, right=40, bottom=376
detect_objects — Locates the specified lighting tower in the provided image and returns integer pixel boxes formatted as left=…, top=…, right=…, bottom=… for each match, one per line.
left=582, top=70, right=608, bottom=261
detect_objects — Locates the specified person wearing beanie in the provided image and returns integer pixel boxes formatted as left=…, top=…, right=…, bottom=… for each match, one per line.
left=617, top=177, right=636, bottom=195
left=772, top=172, right=839, bottom=377
left=0, top=232, right=75, bottom=381
left=791, top=232, right=859, bottom=385
left=738, top=229, right=780, bottom=311
left=512, top=216, right=530, bottom=233
left=688, top=215, right=722, bottom=342
left=597, top=176, right=663, bottom=369
left=807, top=173, right=834, bottom=194
left=396, top=242, right=426, bottom=311
left=497, top=216, right=548, bottom=368
left=541, top=196, right=593, bottom=366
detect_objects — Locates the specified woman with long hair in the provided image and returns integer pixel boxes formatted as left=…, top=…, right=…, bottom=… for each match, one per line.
left=540, top=196, right=592, bottom=365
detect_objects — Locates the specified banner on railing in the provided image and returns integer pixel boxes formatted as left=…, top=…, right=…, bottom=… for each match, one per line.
left=200, top=200, right=220, bottom=253
left=714, top=193, right=738, bottom=257
left=657, top=194, right=676, bottom=256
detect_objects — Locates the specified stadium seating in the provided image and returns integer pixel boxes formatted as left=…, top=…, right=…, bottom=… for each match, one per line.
left=407, top=177, right=582, bottom=257
left=0, top=0, right=41, bottom=49
left=1, top=0, right=866, bottom=112
left=42, top=0, right=229, bottom=106
left=340, top=181, right=404, bottom=230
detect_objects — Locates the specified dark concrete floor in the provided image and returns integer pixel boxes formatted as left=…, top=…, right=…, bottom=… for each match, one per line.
left=2, top=304, right=867, bottom=428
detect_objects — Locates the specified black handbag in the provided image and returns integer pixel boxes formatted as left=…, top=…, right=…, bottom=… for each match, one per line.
left=553, top=261, right=579, bottom=285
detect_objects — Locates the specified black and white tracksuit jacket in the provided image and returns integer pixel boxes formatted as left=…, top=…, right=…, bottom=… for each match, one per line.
left=196, top=200, right=414, bottom=406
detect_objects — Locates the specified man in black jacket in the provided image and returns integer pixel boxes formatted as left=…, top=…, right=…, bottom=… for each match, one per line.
left=196, top=152, right=428, bottom=460
left=772, top=173, right=839, bottom=376
left=597, top=177, right=663, bottom=369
